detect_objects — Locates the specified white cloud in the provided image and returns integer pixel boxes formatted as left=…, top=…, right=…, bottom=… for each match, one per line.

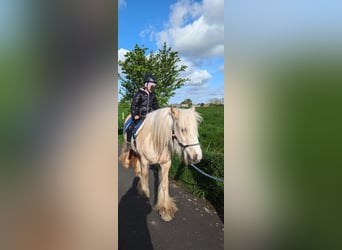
left=177, top=57, right=212, bottom=86
left=169, top=82, right=224, bottom=104
left=139, top=25, right=156, bottom=42
left=118, top=48, right=129, bottom=62
left=169, top=0, right=202, bottom=27
left=187, top=69, right=212, bottom=85
left=118, top=48, right=130, bottom=74
left=155, top=0, right=224, bottom=58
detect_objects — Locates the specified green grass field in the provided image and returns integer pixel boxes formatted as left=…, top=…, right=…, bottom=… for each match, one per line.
left=118, top=104, right=224, bottom=219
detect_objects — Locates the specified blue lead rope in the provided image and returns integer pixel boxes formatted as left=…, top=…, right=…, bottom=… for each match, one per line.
left=189, top=164, right=224, bottom=183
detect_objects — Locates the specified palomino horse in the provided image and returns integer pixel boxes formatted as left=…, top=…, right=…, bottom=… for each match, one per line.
left=119, top=106, right=202, bottom=221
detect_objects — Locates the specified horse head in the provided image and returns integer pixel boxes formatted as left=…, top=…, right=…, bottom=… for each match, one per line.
left=170, top=106, right=202, bottom=165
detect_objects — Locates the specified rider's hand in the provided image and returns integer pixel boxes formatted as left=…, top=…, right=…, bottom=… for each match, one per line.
left=134, top=115, right=139, bottom=120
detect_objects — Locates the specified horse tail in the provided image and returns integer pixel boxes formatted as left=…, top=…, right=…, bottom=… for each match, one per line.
left=119, top=144, right=131, bottom=168
left=119, top=144, right=141, bottom=176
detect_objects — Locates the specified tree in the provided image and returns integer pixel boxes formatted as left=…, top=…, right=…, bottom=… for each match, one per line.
left=119, top=43, right=189, bottom=106
left=208, top=98, right=224, bottom=105
left=181, top=98, right=192, bottom=107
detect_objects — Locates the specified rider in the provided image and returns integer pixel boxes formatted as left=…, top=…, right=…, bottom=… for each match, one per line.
left=124, top=74, right=160, bottom=152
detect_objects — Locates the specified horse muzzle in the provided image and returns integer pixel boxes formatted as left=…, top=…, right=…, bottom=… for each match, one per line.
left=192, top=153, right=202, bottom=164
left=186, top=150, right=202, bottom=164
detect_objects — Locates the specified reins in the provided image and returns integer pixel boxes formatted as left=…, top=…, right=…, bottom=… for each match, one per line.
left=190, top=164, right=224, bottom=182
left=172, top=129, right=224, bottom=182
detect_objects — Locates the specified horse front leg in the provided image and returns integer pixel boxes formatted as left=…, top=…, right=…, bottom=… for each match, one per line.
left=137, top=160, right=150, bottom=199
left=155, top=160, right=178, bottom=222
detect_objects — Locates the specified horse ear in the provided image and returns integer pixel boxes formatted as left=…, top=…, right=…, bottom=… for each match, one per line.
left=170, top=106, right=179, bottom=118
left=190, top=105, right=196, bottom=111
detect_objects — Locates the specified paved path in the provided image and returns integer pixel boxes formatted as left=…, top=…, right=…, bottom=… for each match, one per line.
left=118, top=146, right=224, bottom=250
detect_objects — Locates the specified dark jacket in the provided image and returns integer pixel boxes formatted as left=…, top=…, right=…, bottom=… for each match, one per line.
left=131, top=88, right=159, bottom=119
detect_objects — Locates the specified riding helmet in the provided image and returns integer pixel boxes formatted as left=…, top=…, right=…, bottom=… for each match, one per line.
left=143, top=74, right=157, bottom=83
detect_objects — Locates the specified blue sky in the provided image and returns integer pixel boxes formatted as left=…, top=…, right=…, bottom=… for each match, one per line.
left=118, top=0, right=224, bottom=104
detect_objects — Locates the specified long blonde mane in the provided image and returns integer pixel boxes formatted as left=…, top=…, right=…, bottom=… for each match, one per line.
left=137, top=107, right=202, bottom=156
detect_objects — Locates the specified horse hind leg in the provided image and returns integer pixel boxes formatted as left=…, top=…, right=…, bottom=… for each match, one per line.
left=155, top=161, right=178, bottom=222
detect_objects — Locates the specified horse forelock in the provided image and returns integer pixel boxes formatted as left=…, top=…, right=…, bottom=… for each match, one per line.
left=177, top=108, right=202, bottom=136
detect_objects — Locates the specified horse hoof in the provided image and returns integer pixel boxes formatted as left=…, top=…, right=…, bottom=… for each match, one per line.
left=160, top=213, right=173, bottom=222
left=159, top=207, right=176, bottom=222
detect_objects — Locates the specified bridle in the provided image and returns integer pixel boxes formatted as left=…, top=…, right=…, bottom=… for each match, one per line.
left=171, top=125, right=200, bottom=151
